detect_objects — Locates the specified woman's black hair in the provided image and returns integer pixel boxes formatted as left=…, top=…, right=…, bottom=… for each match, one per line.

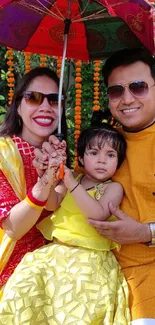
left=0, top=67, right=67, bottom=141
left=77, top=124, right=126, bottom=169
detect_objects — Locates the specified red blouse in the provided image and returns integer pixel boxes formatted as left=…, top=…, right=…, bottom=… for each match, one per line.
left=0, top=135, right=51, bottom=286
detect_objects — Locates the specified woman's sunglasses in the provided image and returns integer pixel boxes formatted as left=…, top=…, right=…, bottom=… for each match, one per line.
left=107, top=81, right=155, bottom=102
left=22, top=91, right=64, bottom=107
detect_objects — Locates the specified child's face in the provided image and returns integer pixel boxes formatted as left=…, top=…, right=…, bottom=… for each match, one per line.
left=80, top=141, right=118, bottom=182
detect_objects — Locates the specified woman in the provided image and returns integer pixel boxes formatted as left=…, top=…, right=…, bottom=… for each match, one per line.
left=0, top=67, right=67, bottom=292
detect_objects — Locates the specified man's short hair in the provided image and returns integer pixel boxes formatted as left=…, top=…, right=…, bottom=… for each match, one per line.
left=103, top=48, right=155, bottom=86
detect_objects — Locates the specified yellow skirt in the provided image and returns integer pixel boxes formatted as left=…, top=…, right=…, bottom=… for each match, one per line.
left=0, top=242, right=130, bottom=325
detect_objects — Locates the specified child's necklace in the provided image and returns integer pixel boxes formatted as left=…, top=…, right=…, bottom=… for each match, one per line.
left=79, top=175, right=100, bottom=191
left=79, top=175, right=111, bottom=193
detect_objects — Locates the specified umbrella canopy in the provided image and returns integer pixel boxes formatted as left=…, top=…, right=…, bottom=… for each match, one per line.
left=0, top=0, right=154, bottom=61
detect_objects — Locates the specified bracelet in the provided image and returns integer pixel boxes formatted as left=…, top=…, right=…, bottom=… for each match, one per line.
left=70, top=183, right=79, bottom=193
left=25, top=196, right=44, bottom=211
left=147, top=222, right=155, bottom=246
left=27, top=188, right=47, bottom=207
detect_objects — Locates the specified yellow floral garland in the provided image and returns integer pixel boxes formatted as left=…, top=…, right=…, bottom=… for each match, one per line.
left=24, top=52, right=31, bottom=74
left=40, top=54, right=47, bottom=67
left=93, top=60, right=101, bottom=111
left=74, top=60, right=82, bottom=170
left=6, top=47, right=15, bottom=106
left=56, top=57, right=62, bottom=77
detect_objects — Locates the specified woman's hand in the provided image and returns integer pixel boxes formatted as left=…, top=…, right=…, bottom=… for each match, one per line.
left=33, top=135, right=67, bottom=177
left=88, top=202, right=151, bottom=244
left=33, top=148, right=49, bottom=177
left=49, top=135, right=66, bottom=157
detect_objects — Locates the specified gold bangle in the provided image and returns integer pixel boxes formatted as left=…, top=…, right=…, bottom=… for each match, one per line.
left=25, top=196, right=44, bottom=211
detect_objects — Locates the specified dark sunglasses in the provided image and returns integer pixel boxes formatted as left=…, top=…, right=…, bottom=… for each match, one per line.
left=107, top=81, right=155, bottom=102
left=22, top=91, right=64, bottom=106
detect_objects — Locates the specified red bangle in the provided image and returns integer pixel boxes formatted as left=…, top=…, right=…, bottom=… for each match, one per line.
left=27, top=188, right=47, bottom=207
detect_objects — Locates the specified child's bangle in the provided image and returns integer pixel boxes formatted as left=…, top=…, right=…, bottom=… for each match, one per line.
left=27, top=188, right=47, bottom=206
left=70, top=183, right=79, bottom=193
left=25, top=196, right=44, bottom=211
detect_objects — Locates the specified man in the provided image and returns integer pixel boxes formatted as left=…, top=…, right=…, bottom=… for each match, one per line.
left=89, top=48, right=155, bottom=324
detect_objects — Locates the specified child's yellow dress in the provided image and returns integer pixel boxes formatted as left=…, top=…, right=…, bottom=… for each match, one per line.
left=0, top=184, right=130, bottom=325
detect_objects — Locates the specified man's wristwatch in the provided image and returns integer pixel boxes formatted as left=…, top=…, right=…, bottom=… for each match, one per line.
left=147, top=222, right=155, bottom=246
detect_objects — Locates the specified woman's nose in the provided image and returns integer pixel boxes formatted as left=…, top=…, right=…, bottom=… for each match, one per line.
left=39, top=97, right=55, bottom=111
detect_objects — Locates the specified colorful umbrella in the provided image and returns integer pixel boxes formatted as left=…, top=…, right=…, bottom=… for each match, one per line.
left=0, top=0, right=155, bottom=136
left=1, top=0, right=154, bottom=61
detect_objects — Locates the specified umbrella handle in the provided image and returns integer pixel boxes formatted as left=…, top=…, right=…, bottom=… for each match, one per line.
left=57, top=18, right=71, bottom=180
left=56, top=133, right=64, bottom=180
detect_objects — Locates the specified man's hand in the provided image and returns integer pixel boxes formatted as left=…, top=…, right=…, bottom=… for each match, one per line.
left=88, top=202, right=151, bottom=244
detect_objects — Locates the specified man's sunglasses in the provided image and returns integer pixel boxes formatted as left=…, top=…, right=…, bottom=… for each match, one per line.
left=107, top=81, right=155, bottom=102
left=22, top=91, right=64, bottom=106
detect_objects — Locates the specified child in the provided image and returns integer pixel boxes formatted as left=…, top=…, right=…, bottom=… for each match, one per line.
left=0, top=125, right=130, bottom=325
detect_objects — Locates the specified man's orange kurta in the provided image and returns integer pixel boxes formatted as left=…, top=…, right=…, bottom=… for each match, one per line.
left=113, top=123, right=155, bottom=321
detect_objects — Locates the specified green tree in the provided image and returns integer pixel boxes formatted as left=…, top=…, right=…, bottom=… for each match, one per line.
left=0, top=46, right=8, bottom=105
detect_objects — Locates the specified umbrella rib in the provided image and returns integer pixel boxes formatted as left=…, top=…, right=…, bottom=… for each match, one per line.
left=71, top=0, right=90, bottom=21
left=72, top=0, right=130, bottom=23
left=36, top=0, right=65, bottom=20
left=36, top=0, right=63, bottom=19
left=17, top=0, right=130, bottom=23
left=72, top=7, right=108, bottom=22
left=110, top=0, right=129, bottom=6
left=74, top=14, right=110, bottom=23
left=50, top=2, right=65, bottom=20
left=19, top=0, right=63, bottom=20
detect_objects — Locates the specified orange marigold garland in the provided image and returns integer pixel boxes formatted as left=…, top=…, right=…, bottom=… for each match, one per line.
left=74, top=60, right=82, bottom=171
left=40, top=54, right=47, bottom=67
left=6, top=47, right=15, bottom=106
left=93, top=60, right=101, bottom=111
left=56, top=57, right=62, bottom=78
left=24, top=52, right=31, bottom=74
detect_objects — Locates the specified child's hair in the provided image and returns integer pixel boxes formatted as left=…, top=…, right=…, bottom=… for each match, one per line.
left=77, top=125, right=126, bottom=169
left=91, top=109, right=116, bottom=127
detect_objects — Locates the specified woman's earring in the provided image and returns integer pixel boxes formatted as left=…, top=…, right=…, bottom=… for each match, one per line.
left=18, top=115, right=22, bottom=127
